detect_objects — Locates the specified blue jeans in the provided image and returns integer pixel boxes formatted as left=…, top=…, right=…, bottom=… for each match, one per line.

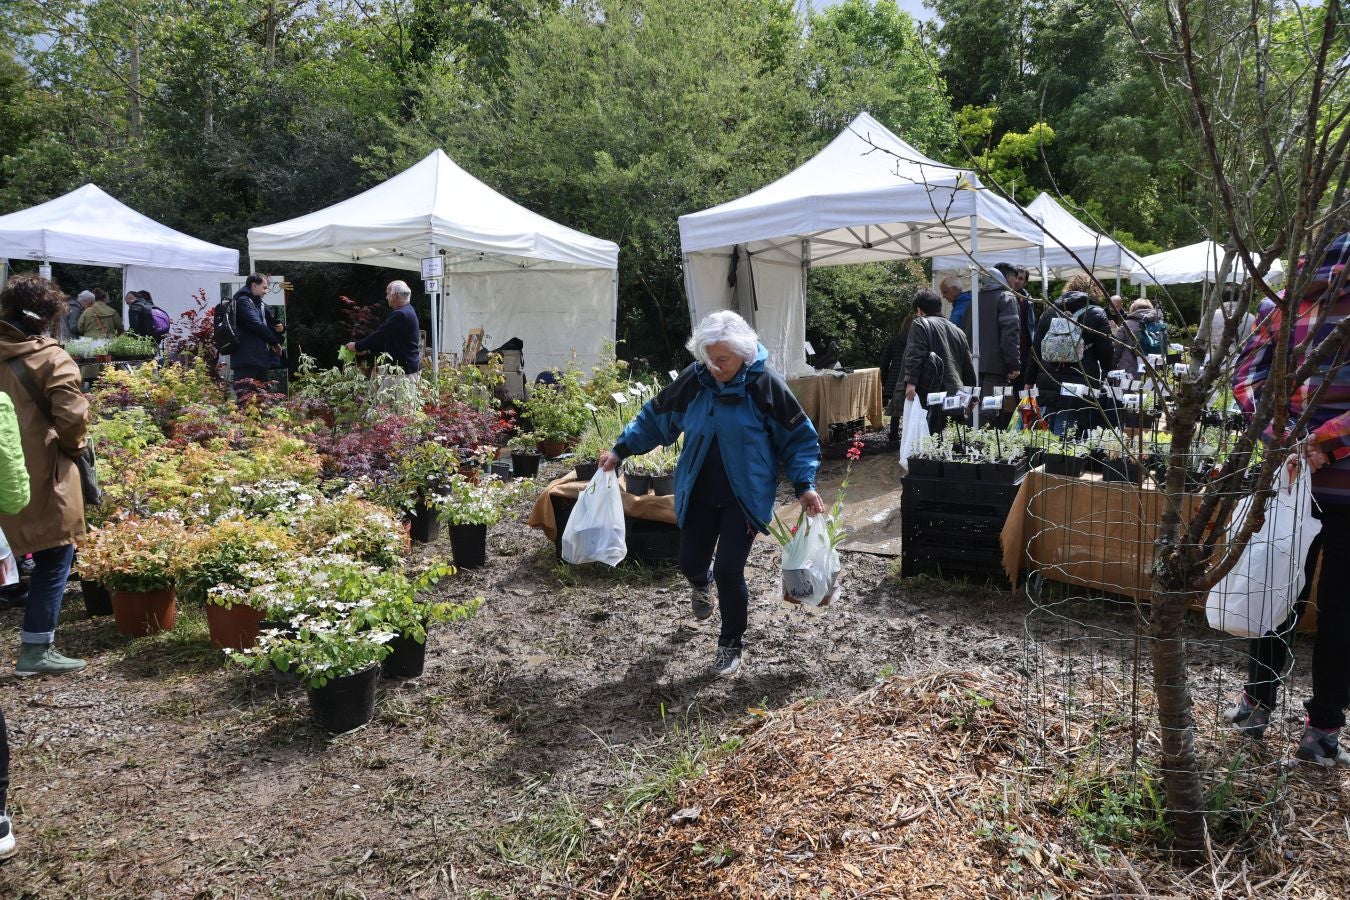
left=22, top=543, right=74, bottom=644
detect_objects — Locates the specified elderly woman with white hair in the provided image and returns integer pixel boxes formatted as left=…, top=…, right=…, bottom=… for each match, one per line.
left=600, top=311, right=824, bottom=676
left=345, top=280, right=422, bottom=375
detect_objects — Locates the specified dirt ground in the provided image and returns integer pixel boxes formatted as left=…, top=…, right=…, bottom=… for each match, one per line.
left=1, top=445, right=1346, bottom=898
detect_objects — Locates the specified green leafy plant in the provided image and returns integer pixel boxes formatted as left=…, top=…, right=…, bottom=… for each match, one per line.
left=434, top=473, right=534, bottom=526
left=289, top=495, right=409, bottom=569
left=106, top=332, right=159, bottom=359
left=521, top=365, right=590, bottom=442
left=229, top=620, right=397, bottom=689
left=63, top=337, right=108, bottom=360
left=180, top=519, right=296, bottom=606
left=76, top=516, right=189, bottom=592
left=354, top=563, right=482, bottom=644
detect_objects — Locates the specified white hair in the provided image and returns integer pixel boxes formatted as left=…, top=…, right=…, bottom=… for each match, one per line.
left=938, top=274, right=962, bottom=292
left=686, top=311, right=759, bottom=366
left=77, top=290, right=95, bottom=302
left=387, top=280, right=412, bottom=301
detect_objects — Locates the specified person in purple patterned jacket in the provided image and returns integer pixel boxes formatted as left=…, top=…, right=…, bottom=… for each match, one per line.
left=1227, top=232, right=1350, bottom=768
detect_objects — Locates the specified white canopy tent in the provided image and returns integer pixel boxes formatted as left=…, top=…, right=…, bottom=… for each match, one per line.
left=678, top=112, right=1043, bottom=379
left=0, top=184, right=240, bottom=325
left=932, top=191, right=1144, bottom=295
left=248, top=149, right=619, bottom=377
left=1130, top=240, right=1284, bottom=287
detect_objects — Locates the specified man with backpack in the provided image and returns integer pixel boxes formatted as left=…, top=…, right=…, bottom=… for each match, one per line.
left=76, top=289, right=122, bottom=338
left=225, top=274, right=285, bottom=404
left=902, top=289, right=978, bottom=435
left=1031, top=289, right=1115, bottom=436
left=1118, top=298, right=1166, bottom=376
left=127, top=291, right=170, bottom=340
left=961, top=269, right=1022, bottom=426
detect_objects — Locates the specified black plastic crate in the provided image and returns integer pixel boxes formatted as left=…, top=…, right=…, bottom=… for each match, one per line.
left=901, top=474, right=1022, bottom=509
left=827, top=417, right=867, bottom=444
left=900, top=543, right=1009, bottom=585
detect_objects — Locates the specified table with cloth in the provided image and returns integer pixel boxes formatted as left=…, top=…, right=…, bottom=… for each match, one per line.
left=786, top=368, right=884, bottom=436
left=998, top=468, right=1318, bottom=630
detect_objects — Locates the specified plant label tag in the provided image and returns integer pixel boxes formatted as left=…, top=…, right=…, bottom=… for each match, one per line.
left=1029, top=386, right=1039, bottom=398
left=1107, top=369, right=1127, bottom=385
left=628, top=385, right=644, bottom=396
left=584, top=402, right=599, bottom=412
left=962, top=385, right=978, bottom=397
left=804, top=341, right=815, bottom=356
left=956, top=391, right=972, bottom=406
left=1173, top=363, right=1190, bottom=376
left=1147, top=353, right=1165, bottom=367
left=927, top=392, right=946, bottom=407
left=1061, top=383, right=1088, bottom=398
left=1129, top=380, right=1144, bottom=391
left=1123, top=393, right=1141, bottom=408
left=610, top=392, right=630, bottom=405
left=668, top=370, right=679, bottom=381
left=943, top=395, right=964, bottom=410
left=982, top=396, right=1002, bottom=411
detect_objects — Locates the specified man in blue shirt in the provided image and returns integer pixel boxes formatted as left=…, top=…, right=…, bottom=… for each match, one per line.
left=346, top=280, right=421, bottom=374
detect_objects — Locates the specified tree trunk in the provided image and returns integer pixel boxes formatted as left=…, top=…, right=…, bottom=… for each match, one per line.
left=129, top=23, right=142, bottom=137
left=1147, top=588, right=1205, bottom=850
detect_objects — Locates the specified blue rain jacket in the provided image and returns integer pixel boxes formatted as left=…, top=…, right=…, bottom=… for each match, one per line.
left=613, top=344, right=819, bottom=533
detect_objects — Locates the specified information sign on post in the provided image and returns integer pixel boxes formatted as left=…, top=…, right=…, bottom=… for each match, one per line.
left=420, top=256, right=444, bottom=279
left=424, top=278, right=440, bottom=294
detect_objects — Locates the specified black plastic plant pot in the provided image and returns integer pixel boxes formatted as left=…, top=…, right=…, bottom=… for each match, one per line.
left=307, top=663, right=379, bottom=733
left=905, top=458, right=944, bottom=478
left=945, top=461, right=981, bottom=482
left=381, top=632, right=427, bottom=679
left=624, top=473, right=652, bottom=495
left=511, top=451, right=542, bottom=478
left=574, top=461, right=599, bottom=482
left=1084, top=449, right=1107, bottom=474
left=1042, top=453, right=1085, bottom=477
left=409, top=498, right=440, bottom=544
left=1100, top=458, right=1145, bottom=485
left=491, top=461, right=513, bottom=480
left=979, top=460, right=1027, bottom=485
left=81, top=581, right=113, bottom=618
left=449, top=524, right=488, bottom=569
left=651, top=473, right=675, bottom=496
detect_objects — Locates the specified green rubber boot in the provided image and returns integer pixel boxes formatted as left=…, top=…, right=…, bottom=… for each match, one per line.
left=15, top=643, right=86, bottom=677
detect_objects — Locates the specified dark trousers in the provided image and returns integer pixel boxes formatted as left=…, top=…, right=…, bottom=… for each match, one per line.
left=1244, top=503, right=1350, bottom=728
left=231, top=365, right=273, bottom=405
left=678, top=499, right=756, bottom=648
left=1, top=705, right=8, bottom=811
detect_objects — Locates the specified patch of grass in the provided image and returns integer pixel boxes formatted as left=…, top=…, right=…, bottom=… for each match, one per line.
left=1054, top=757, right=1169, bottom=854
left=549, top=558, right=678, bottom=590
left=493, top=775, right=588, bottom=875
left=112, top=605, right=224, bottom=678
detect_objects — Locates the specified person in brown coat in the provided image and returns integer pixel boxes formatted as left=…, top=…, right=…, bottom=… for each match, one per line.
left=0, top=273, right=87, bottom=676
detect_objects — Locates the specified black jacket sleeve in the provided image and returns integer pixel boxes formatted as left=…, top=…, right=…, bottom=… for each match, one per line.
left=997, top=292, right=1022, bottom=373
left=900, top=318, right=931, bottom=386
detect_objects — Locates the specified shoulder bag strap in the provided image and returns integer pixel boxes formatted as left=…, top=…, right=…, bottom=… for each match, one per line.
left=7, top=358, right=53, bottom=424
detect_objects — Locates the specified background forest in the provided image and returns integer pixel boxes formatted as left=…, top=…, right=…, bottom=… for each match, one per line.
left=0, top=0, right=1253, bottom=369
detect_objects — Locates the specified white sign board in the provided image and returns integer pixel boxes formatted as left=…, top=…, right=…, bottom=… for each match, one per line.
left=424, top=278, right=440, bottom=294
left=420, top=256, right=444, bottom=279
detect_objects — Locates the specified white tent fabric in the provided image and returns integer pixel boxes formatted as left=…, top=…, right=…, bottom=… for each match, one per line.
left=124, top=267, right=238, bottom=325
left=248, top=150, right=619, bottom=375
left=931, top=192, right=1144, bottom=281
left=678, top=112, right=1042, bottom=375
left=0, top=184, right=239, bottom=273
left=1130, top=240, right=1284, bottom=286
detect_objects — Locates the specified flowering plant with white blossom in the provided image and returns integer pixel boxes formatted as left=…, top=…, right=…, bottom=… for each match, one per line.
left=433, top=473, right=534, bottom=527
left=228, top=619, right=398, bottom=689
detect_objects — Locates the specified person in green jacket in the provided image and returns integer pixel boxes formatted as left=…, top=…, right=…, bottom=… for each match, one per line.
left=0, top=389, right=28, bottom=861
left=76, top=288, right=122, bottom=339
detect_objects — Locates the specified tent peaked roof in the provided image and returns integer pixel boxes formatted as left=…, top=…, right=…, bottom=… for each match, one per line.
left=247, top=149, right=618, bottom=272
left=0, top=184, right=239, bottom=272
left=678, top=111, right=1042, bottom=261
left=1130, top=239, right=1284, bottom=286
left=932, top=191, right=1142, bottom=278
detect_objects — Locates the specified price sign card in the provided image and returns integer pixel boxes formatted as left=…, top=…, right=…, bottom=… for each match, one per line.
left=943, top=395, right=965, bottom=410
left=611, top=391, right=630, bottom=405
left=981, top=396, right=1002, bottom=411
left=927, top=392, right=946, bottom=407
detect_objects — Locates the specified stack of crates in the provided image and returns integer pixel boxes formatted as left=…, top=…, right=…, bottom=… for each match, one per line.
left=900, top=474, right=1020, bottom=584
left=499, top=349, right=525, bottom=401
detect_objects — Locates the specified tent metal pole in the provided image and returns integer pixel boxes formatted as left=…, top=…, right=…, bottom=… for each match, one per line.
left=1039, top=246, right=1048, bottom=301
left=430, top=242, right=440, bottom=379
left=970, top=218, right=981, bottom=428
left=121, top=266, right=129, bottom=330
left=1116, top=264, right=1121, bottom=296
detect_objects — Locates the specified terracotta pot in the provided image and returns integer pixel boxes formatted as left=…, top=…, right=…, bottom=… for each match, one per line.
left=110, top=587, right=177, bottom=637
left=206, top=602, right=266, bottom=650
left=538, top=439, right=567, bottom=459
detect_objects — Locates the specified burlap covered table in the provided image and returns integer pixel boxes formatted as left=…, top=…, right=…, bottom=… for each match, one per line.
left=786, top=368, right=884, bottom=435
left=527, top=472, right=677, bottom=541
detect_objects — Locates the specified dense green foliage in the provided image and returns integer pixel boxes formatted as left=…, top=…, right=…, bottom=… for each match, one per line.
left=1, top=0, right=1342, bottom=368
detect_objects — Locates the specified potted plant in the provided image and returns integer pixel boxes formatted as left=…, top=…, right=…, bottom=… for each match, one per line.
left=181, top=519, right=296, bottom=650
left=520, top=367, right=589, bottom=457
left=643, top=442, right=680, bottom=495
left=508, top=433, right=543, bottom=478
left=905, top=432, right=946, bottom=479
left=106, top=332, right=158, bottom=362
left=76, top=516, right=188, bottom=637
left=289, top=495, right=409, bottom=570
left=349, top=564, right=482, bottom=678
left=434, top=473, right=532, bottom=569
left=230, top=622, right=396, bottom=733
left=390, top=442, right=461, bottom=543
left=1042, top=440, right=1088, bottom=477
left=978, top=429, right=1030, bottom=484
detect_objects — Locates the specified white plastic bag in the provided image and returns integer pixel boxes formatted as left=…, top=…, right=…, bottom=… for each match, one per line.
left=1206, top=461, right=1321, bottom=638
left=561, top=470, right=628, bottom=566
left=897, top=396, right=930, bottom=475
left=0, top=525, right=15, bottom=587
left=780, top=514, right=842, bottom=607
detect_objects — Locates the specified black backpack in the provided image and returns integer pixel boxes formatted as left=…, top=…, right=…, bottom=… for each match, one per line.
left=213, top=295, right=241, bottom=355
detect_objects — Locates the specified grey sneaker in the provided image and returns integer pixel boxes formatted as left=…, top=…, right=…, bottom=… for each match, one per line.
left=690, top=584, right=714, bottom=621
left=15, top=643, right=86, bottom=677
left=709, top=645, right=742, bottom=677
left=0, top=813, right=14, bottom=860
left=1295, top=725, right=1350, bottom=768
left=1225, top=693, right=1271, bottom=739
